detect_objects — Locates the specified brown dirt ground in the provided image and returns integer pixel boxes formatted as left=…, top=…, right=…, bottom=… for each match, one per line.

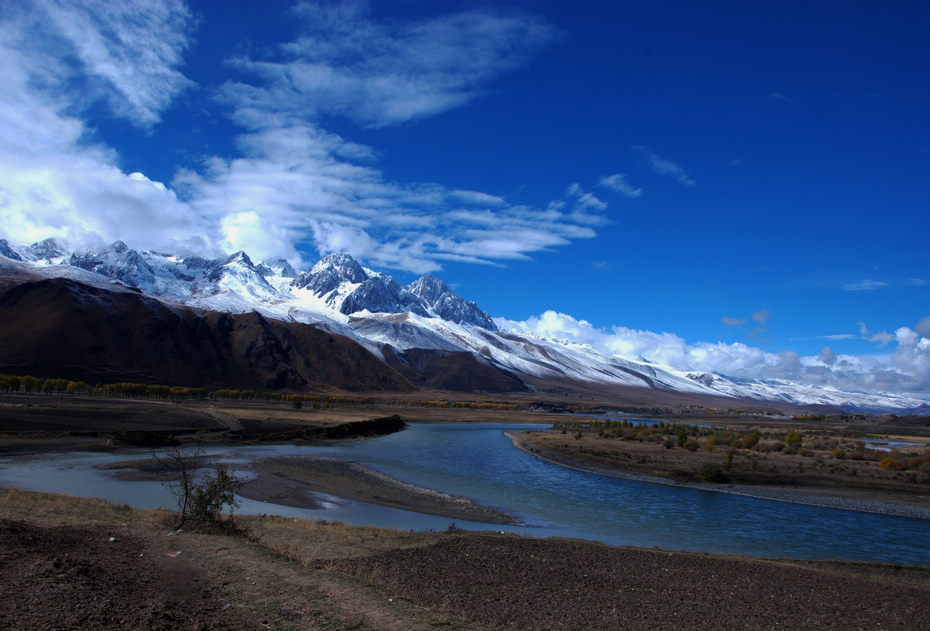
left=2, top=488, right=929, bottom=630
left=334, top=535, right=930, bottom=631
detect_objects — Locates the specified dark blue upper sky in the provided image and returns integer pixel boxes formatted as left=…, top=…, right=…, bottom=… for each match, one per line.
left=1, top=0, right=928, bottom=393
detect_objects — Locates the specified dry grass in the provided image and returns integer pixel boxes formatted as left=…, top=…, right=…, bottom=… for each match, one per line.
left=240, top=513, right=435, bottom=565
left=0, top=487, right=170, bottom=528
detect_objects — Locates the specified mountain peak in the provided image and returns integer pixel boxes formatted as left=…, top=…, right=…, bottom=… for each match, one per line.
left=0, top=239, right=23, bottom=261
left=224, top=250, right=254, bottom=267
left=408, top=275, right=497, bottom=330
left=259, top=258, right=297, bottom=278
left=297, top=252, right=368, bottom=295
left=22, top=238, right=68, bottom=263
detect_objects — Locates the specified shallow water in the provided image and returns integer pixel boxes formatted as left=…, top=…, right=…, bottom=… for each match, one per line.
left=0, top=422, right=927, bottom=565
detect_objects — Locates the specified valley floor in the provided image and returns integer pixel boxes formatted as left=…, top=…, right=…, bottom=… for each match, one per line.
left=2, top=487, right=929, bottom=631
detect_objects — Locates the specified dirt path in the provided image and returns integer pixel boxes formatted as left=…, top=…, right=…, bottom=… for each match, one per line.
left=0, top=489, right=483, bottom=630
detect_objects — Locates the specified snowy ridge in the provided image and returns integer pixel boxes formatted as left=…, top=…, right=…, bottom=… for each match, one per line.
left=2, top=238, right=926, bottom=410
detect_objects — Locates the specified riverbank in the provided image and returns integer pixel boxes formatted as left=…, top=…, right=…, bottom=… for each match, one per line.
left=239, top=455, right=520, bottom=525
left=1, top=487, right=928, bottom=630
left=508, top=431, right=930, bottom=520
left=95, top=451, right=519, bottom=525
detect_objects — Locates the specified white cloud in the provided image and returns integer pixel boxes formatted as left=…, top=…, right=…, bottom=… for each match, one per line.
left=858, top=321, right=894, bottom=347
left=0, top=1, right=207, bottom=255
left=819, top=333, right=857, bottom=341
left=842, top=279, right=889, bottom=292
left=633, top=146, right=696, bottom=187
left=222, top=2, right=562, bottom=129
left=0, top=1, right=605, bottom=274
left=171, top=122, right=604, bottom=271
left=10, top=0, right=193, bottom=128
left=598, top=173, right=643, bottom=198
left=497, top=310, right=930, bottom=394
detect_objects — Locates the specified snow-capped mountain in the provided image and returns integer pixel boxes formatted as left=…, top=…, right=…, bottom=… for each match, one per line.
left=1, top=238, right=926, bottom=411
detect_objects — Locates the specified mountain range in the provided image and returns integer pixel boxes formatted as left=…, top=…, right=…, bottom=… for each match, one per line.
left=1, top=238, right=927, bottom=412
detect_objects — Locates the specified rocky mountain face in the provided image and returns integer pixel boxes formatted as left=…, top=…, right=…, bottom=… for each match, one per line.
left=408, top=275, right=497, bottom=330
left=2, top=238, right=927, bottom=409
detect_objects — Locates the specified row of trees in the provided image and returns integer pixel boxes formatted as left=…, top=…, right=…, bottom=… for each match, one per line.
left=0, top=373, right=519, bottom=410
left=0, top=375, right=88, bottom=395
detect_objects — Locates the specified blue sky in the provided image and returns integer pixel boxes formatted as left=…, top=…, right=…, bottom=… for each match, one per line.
left=1, top=0, right=928, bottom=395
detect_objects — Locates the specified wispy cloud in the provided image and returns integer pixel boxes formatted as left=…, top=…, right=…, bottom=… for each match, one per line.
left=768, top=92, right=792, bottom=103
left=909, top=278, right=928, bottom=286
left=842, top=279, right=889, bottom=292
left=8, top=0, right=194, bottom=129
left=0, top=1, right=609, bottom=273
left=721, top=316, right=747, bottom=326
left=633, top=146, right=696, bottom=187
left=222, top=2, right=563, bottom=129
left=598, top=173, right=643, bottom=198
left=820, top=333, right=858, bottom=341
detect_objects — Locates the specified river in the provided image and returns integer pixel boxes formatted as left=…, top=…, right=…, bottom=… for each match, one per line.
left=0, top=422, right=927, bottom=565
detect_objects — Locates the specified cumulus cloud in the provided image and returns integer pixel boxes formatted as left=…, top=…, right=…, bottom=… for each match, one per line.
left=497, top=310, right=930, bottom=394
left=0, top=0, right=210, bottom=255
left=916, top=316, right=930, bottom=337
left=819, top=346, right=837, bottom=365
left=598, top=173, right=643, bottom=198
left=633, top=146, right=696, bottom=187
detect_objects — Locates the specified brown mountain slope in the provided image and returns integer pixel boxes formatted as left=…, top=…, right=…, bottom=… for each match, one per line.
left=0, top=277, right=412, bottom=392
left=383, top=347, right=527, bottom=393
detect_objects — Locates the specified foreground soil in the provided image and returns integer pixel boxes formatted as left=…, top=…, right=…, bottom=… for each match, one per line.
left=335, top=536, right=930, bottom=631
left=2, top=488, right=929, bottom=630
